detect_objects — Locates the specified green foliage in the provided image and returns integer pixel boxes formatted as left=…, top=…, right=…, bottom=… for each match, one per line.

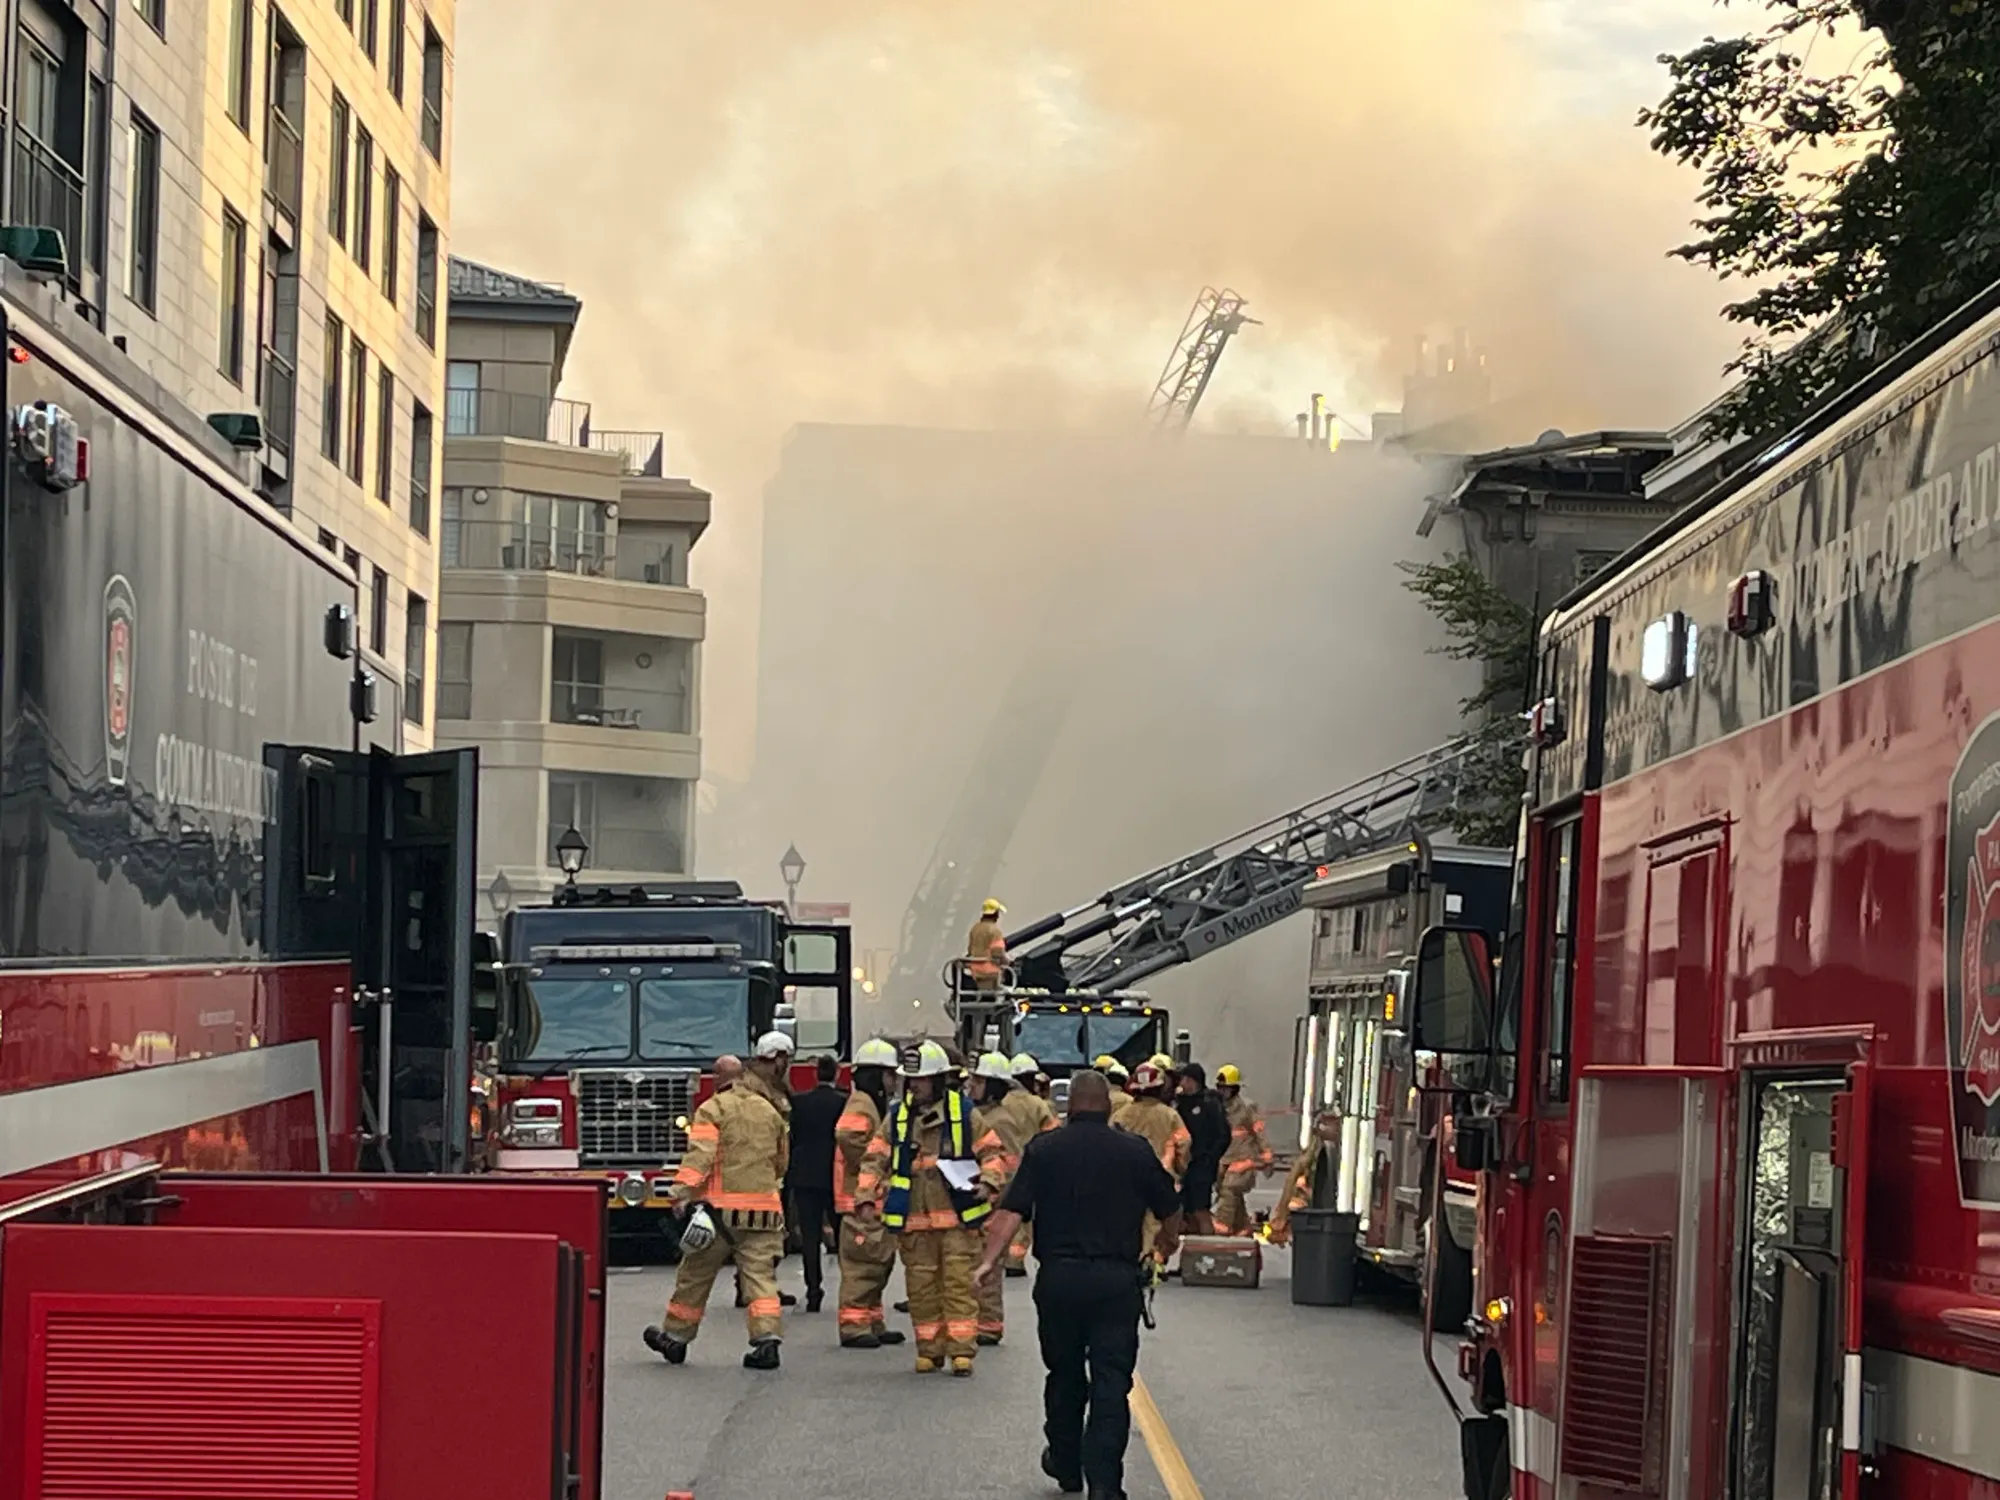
left=1641, top=2, right=2000, bottom=439
left=1400, top=556, right=1535, bottom=849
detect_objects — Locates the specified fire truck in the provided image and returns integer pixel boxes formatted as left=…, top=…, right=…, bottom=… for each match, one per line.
left=487, top=880, right=853, bottom=1246
left=0, top=258, right=606, bottom=1494
left=1406, top=276, right=2000, bottom=1500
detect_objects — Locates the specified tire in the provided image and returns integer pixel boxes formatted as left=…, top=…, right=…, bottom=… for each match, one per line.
left=1425, top=1216, right=1474, bottom=1334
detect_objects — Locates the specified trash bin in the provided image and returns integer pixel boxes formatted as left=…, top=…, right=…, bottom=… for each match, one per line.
left=1289, top=1209, right=1360, bottom=1307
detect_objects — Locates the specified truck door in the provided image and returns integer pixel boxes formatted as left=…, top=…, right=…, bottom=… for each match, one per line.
left=782, top=923, right=854, bottom=1060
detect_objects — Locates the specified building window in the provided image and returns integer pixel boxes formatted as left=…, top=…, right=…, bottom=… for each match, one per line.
left=126, top=110, right=161, bottom=312
left=336, top=0, right=353, bottom=25
left=409, top=400, right=433, bottom=535
left=380, top=164, right=400, bottom=302
left=387, top=0, right=406, bottom=98
left=437, top=622, right=471, bottom=719
left=327, top=91, right=350, bottom=244
left=440, top=488, right=461, bottom=567
left=352, top=125, right=372, bottom=271
left=219, top=204, right=247, bottom=383
left=317, top=526, right=336, bottom=551
left=361, top=0, right=378, bottom=61
left=260, top=249, right=301, bottom=460
left=265, top=12, right=307, bottom=221
left=320, top=311, right=344, bottom=460
left=420, top=19, right=443, bottom=158
left=444, top=359, right=478, bottom=435
left=225, top=0, right=254, bottom=127
left=551, top=633, right=605, bottom=724
left=347, top=333, right=368, bottom=482
left=375, top=368, right=395, bottom=503
left=414, top=211, right=437, bottom=345
left=547, top=774, right=597, bottom=865
left=404, top=593, right=427, bottom=725
left=85, top=74, right=105, bottom=280
left=369, top=564, right=387, bottom=653
left=133, top=0, right=165, bottom=35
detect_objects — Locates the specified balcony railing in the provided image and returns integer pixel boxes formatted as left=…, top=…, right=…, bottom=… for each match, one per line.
left=444, top=387, right=591, bottom=446
left=588, top=429, right=665, bottom=478
left=442, top=518, right=612, bottom=576
left=260, top=345, right=296, bottom=459
left=11, top=132, right=83, bottom=286
left=263, top=108, right=304, bottom=221
left=550, top=681, right=691, bottom=735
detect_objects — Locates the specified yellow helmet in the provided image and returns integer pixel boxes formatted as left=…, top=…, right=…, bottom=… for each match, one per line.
left=1104, top=1061, right=1129, bottom=1083
left=1149, top=1053, right=1174, bottom=1074
left=1216, top=1064, right=1242, bottom=1088
left=1092, top=1054, right=1117, bottom=1070
left=982, top=898, right=1006, bottom=917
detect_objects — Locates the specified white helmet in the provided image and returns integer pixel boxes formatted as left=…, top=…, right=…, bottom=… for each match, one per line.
left=680, top=1203, right=718, bottom=1254
left=1009, top=1052, right=1039, bottom=1078
left=974, top=1051, right=1015, bottom=1081
left=903, top=1040, right=952, bottom=1078
left=754, top=1031, right=794, bottom=1060
left=854, top=1037, right=900, bottom=1069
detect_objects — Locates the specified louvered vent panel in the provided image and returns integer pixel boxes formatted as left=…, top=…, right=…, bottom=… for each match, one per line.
left=30, top=1298, right=379, bottom=1499
left=1560, top=1235, right=1668, bottom=1494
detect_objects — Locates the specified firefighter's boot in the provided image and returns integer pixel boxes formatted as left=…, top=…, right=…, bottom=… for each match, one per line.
left=951, top=1355, right=974, bottom=1377
left=743, top=1337, right=781, bottom=1371
left=642, top=1326, right=688, bottom=1365
left=878, top=1328, right=906, bottom=1345
left=842, top=1331, right=881, bottom=1350
left=915, top=1355, right=942, bottom=1374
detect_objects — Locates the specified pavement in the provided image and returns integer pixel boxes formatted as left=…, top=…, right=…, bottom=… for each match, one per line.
left=601, top=1231, right=1465, bottom=1500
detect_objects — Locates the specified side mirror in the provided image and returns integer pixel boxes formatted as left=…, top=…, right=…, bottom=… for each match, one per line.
left=1172, top=1029, right=1192, bottom=1067
left=1410, top=923, right=1497, bottom=1093
left=469, top=931, right=504, bottom=1044
left=775, top=1000, right=798, bottom=1043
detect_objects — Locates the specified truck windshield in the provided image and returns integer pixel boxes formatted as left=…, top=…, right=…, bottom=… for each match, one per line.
left=639, top=977, right=750, bottom=1063
left=1016, top=1012, right=1086, bottom=1067
left=522, top=978, right=632, bottom=1062
left=1086, top=1015, right=1156, bottom=1064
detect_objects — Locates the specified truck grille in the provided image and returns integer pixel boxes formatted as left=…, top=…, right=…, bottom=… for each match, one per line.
left=573, top=1068, right=699, bottom=1166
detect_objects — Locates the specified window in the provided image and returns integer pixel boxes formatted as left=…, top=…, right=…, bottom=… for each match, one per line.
left=437, top=621, right=471, bottom=718
left=261, top=250, right=301, bottom=458
left=219, top=205, right=247, bottom=383
left=420, top=19, right=444, bottom=158
left=352, top=126, right=373, bottom=271
left=126, top=111, right=162, bottom=312
left=380, top=164, right=400, bottom=301
left=336, top=0, right=353, bottom=24
left=225, top=0, right=254, bottom=127
left=317, top=526, right=336, bottom=551
left=86, top=74, right=106, bottom=279
left=547, top=774, right=597, bottom=864
left=320, top=311, right=344, bottom=461
left=444, top=359, right=478, bottom=435
left=387, top=0, right=406, bottom=98
left=414, top=212, right=437, bottom=345
left=552, top=633, right=605, bottom=723
left=369, top=564, right=387, bottom=653
left=265, top=13, right=307, bottom=221
left=404, top=593, right=427, bottom=725
left=327, top=91, right=350, bottom=244
left=133, top=0, right=165, bottom=35
left=346, top=333, right=368, bottom=481
left=375, top=368, right=395, bottom=502
left=1538, top=817, right=1583, bottom=1105
left=361, top=0, right=378, bottom=61
left=408, top=401, right=433, bottom=535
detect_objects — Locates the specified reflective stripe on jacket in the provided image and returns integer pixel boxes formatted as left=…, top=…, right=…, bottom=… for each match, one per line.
left=835, top=1087, right=883, bottom=1214
left=870, top=1090, right=1006, bottom=1232
left=1222, top=1094, right=1275, bottom=1174
left=1112, top=1097, right=1192, bottom=1184
left=670, top=1084, right=788, bottom=1219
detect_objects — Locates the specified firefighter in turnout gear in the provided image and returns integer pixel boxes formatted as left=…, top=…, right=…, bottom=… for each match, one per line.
left=857, top=1040, right=1008, bottom=1375
left=1004, top=1052, right=1056, bottom=1275
left=1096, top=1055, right=1134, bottom=1112
left=965, top=898, right=1008, bottom=992
left=970, top=1052, right=1028, bottom=1344
left=1112, top=1062, right=1192, bottom=1266
left=1213, top=1063, right=1275, bottom=1235
left=644, top=1033, right=794, bottom=1370
left=836, top=1038, right=905, bottom=1349
left=1268, top=1109, right=1341, bottom=1245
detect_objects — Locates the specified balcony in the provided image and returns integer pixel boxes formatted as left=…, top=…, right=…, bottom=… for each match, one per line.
left=263, top=108, right=303, bottom=223
left=587, top=429, right=665, bottom=478
left=260, top=344, right=296, bottom=462
left=443, top=517, right=611, bottom=576
left=12, top=132, right=83, bottom=286
left=551, top=681, right=691, bottom=735
left=445, top=386, right=591, bottom=446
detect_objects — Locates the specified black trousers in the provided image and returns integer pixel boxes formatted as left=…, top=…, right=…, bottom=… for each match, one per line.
left=789, top=1188, right=838, bottom=1300
left=1034, top=1258, right=1145, bottom=1496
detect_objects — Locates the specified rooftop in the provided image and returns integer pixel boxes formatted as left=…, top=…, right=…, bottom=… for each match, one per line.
left=447, top=257, right=580, bottom=310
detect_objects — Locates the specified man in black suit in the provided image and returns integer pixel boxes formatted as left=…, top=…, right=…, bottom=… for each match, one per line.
left=786, top=1054, right=846, bottom=1314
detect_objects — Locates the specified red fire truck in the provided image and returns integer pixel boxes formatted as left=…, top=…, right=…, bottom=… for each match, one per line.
left=0, top=259, right=606, bottom=1494
left=488, top=880, right=853, bottom=1246
left=1408, top=277, right=2000, bottom=1500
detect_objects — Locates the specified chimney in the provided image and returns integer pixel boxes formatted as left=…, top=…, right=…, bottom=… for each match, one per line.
left=1296, top=413, right=1310, bottom=440
left=1311, top=393, right=1326, bottom=443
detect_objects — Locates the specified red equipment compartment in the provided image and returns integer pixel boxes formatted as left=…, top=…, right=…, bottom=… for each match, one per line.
left=0, top=1221, right=578, bottom=1500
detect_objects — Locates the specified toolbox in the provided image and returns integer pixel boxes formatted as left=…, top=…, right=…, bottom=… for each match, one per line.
left=1176, top=1235, right=1262, bottom=1289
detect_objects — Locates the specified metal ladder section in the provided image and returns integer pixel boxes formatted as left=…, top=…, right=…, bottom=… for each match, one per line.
left=1004, top=735, right=1483, bottom=990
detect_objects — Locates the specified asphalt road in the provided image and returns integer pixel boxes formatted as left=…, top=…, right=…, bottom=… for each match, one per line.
left=601, top=1233, right=1464, bottom=1500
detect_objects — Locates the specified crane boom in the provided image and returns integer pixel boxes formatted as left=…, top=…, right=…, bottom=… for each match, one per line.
left=1147, top=288, right=1257, bottom=432
left=1005, top=736, right=1487, bottom=991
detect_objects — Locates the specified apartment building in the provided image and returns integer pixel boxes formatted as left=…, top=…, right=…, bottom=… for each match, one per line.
left=433, top=256, right=709, bottom=920
left=52, top=0, right=455, bottom=746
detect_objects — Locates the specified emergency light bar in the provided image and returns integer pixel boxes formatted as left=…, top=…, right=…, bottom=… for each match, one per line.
left=530, top=942, right=744, bottom=961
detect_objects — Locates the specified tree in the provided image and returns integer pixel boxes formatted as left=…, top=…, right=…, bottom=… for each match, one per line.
left=1400, top=556, right=1535, bottom=849
left=1641, top=2, right=2000, bottom=439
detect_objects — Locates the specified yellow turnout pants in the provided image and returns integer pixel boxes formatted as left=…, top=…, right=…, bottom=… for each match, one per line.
left=976, top=1245, right=1006, bottom=1340
left=663, top=1225, right=785, bottom=1344
left=899, top=1226, right=981, bottom=1360
left=837, top=1215, right=897, bottom=1344
left=1214, top=1174, right=1254, bottom=1235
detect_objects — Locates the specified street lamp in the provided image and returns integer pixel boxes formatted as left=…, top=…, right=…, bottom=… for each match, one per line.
left=488, top=869, right=513, bottom=918
left=555, top=826, right=589, bottom=891
left=779, top=843, right=806, bottom=915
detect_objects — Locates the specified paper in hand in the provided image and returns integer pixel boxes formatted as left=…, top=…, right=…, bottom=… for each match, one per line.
left=937, top=1158, right=983, bottom=1193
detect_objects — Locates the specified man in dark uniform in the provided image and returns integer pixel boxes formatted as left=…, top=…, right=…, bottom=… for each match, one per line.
left=975, top=1070, right=1181, bottom=1500
left=786, top=1054, right=846, bottom=1314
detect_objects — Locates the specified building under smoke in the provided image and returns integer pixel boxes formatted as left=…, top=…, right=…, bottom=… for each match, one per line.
left=720, top=421, right=1484, bottom=1095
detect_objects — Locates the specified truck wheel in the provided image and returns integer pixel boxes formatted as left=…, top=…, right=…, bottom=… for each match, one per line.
left=1425, top=1217, right=1474, bottom=1334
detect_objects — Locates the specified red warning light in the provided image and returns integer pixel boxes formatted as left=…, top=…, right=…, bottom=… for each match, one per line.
left=7, top=345, right=28, bottom=363
left=74, top=436, right=90, bottom=482
left=1314, top=865, right=1330, bottom=880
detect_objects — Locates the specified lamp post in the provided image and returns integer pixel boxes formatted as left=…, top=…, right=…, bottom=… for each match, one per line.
left=555, top=825, right=589, bottom=896
left=779, top=844, right=806, bottom=916
left=487, top=869, right=513, bottom=921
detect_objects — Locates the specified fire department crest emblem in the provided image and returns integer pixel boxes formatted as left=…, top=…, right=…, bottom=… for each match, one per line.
left=1945, top=712, right=2000, bottom=1209
left=102, top=574, right=135, bottom=789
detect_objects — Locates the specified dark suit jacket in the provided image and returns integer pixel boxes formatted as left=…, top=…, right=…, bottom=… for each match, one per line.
left=787, top=1083, right=846, bottom=1194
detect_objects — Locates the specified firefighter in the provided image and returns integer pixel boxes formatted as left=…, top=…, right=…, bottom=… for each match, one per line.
left=969, top=1051, right=1028, bottom=1344
left=1268, top=1108, right=1340, bottom=1245
left=836, top=1038, right=905, bottom=1349
left=644, top=1032, right=794, bottom=1370
left=1112, top=1061, right=1192, bottom=1266
left=1004, top=1051, right=1056, bottom=1275
left=1096, top=1055, right=1133, bottom=1112
left=856, top=1039, right=1008, bottom=1375
left=965, top=898, right=1008, bottom=993
left=1213, top=1062, right=1276, bottom=1236
left=735, top=1032, right=799, bottom=1311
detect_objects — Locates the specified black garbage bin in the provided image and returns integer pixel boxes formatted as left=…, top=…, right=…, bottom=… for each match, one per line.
left=1290, top=1208, right=1360, bottom=1307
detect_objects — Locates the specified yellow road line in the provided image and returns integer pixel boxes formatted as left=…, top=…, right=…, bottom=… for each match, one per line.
left=1133, top=1373, right=1204, bottom=1500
